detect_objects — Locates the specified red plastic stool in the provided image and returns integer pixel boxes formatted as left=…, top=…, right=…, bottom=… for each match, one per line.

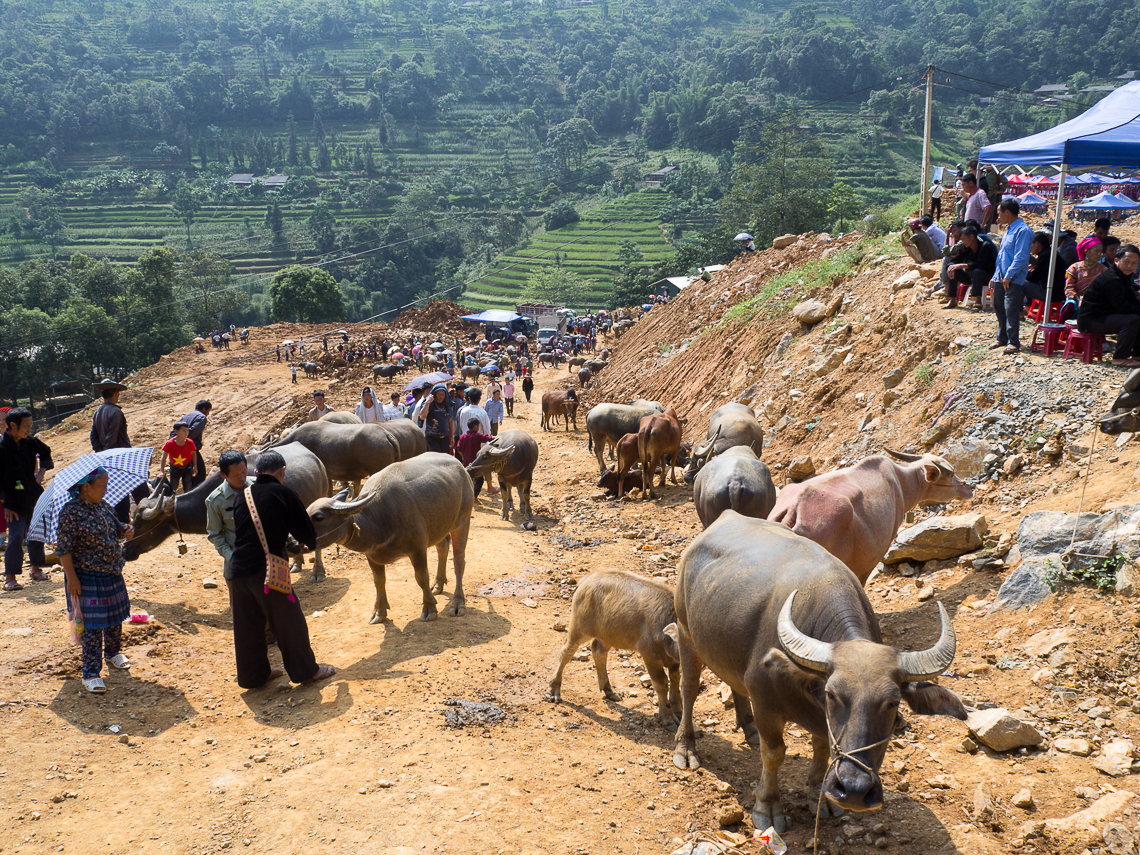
left=1027, top=300, right=1061, bottom=324
left=956, top=282, right=970, bottom=302
left=1063, top=331, right=1105, bottom=363
left=1030, top=324, right=1069, bottom=356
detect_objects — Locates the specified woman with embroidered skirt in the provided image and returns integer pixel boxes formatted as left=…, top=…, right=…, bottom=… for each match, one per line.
left=57, top=467, right=134, bottom=694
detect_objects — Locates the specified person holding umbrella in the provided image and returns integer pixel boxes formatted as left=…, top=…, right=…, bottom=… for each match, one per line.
left=56, top=466, right=135, bottom=693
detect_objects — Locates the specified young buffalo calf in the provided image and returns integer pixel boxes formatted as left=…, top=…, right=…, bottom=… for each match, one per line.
left=546, top=569, right=680, bottom=728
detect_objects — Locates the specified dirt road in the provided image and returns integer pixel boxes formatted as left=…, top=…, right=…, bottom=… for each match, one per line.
left=0, top=339, right=1130, bottom=855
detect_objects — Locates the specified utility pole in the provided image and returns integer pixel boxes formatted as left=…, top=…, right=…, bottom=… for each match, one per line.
left=921, top=64, right=934, bottom=217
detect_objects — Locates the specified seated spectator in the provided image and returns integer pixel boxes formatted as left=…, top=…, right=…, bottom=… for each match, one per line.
left=944, top=225, right=996, bottom=310
left=902, top=219, right=938, bottom=262
left=1057, top=230, right=1080, bottom=268
left=1103, top=235, right=1122, bottom=267
left=1077, top=244, right=1140, bottom=367
left=927, top=221, right=965, bottom=299
left=1023, top=231, right=1067, bottom=308
left=922, top=215, right=946, bottom=252
left=1060, top=237, right=1107, bottom=322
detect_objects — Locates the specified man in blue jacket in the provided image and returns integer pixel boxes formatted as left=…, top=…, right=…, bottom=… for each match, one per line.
left=990, top=199, right=1033, bottom=354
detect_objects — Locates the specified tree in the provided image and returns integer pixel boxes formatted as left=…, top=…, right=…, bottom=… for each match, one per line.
left=269, top=266, right=345, bottom=322
left=827, top=180, right=862, bottom=233
left=307, top=202, right=337, bottom=254
left=264, top=201, right=286, bottom=244
left=172, top=180, right=203, bottom=248
left=544, top=199, right=580, bottom=231
left=522, top=265, right=591, bottom=310
left=610, top=239, right=653, bottom=308
left=178, top=250, right=243, bottom=331
left=285, top=111, right=299, bottom=167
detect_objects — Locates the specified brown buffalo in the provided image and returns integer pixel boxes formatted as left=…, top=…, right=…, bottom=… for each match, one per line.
left=637, top=407, right=685, bottom=499
left=541, top=388, right=579, bottom=431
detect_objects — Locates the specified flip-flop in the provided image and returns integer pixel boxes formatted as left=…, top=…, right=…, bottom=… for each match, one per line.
left=302, top=664, right=336, bottom=684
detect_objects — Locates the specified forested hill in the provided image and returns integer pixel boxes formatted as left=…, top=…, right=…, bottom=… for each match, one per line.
left=0, top=0, right=1132, bottom=403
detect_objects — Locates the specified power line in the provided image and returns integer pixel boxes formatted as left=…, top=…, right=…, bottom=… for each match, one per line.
left=931, top=66, right=1097, bottom=111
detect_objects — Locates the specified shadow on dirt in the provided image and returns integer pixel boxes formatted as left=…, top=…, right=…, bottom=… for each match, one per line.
left=49, top=673, right=198, bottom=736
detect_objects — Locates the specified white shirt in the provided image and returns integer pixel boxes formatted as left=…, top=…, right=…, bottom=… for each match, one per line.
left=356, top=401, right=382, bottom=423
left=457, top=403, right=491, bottom=435
left=925, top=223, right=946, bottom=252
left=382, top=403, right=404, bottom=421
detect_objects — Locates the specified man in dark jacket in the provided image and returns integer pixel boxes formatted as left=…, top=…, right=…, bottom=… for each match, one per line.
left=90, top=380, right=149, bottom=521
left=946, top=225, right=997, bottom=310
left=172, top=400, right=211, bottom=488
left=1078, top=244, right=1140, bottom=368
left=0, top=408, right=50, bottom=590
left=228, top=449, right=335, bottom=689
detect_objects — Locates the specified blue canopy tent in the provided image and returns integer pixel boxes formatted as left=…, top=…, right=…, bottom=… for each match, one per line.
left=1072, top=190, right=1139, bottom=210
left=1016, top=191, right=1048, bottom=212
left=979, top=81, right=1140, bottom=306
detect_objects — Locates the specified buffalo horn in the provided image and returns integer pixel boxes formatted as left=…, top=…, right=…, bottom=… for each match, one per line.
left=328, top=493, right=378, bottom=516
left=137, top=500, right=161, bottom=521
left=332, top=487, right=351, bottom=502
left=885, top=448, right=922, bottom=463
left=897, top=601, right=957, bottom=681
left=776, top=590, right=833, bottom=675
left=692, top=424, right=722, bottom=460
left=147, top=478, right=165, bottom=501
left=490, top=444, right=514, bottom=456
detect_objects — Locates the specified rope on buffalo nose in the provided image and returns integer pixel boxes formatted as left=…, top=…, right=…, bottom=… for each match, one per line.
left=812, top=719, right=892, bottom=852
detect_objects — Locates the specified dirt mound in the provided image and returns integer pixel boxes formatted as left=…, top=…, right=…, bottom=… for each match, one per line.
left=392, top=300, right=477, bottom=337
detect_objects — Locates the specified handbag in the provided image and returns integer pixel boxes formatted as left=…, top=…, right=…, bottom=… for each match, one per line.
left=244, top=486, right=295, bottom=601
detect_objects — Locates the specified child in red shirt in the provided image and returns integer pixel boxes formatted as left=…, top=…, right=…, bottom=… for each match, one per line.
left=456, top=418, right=493, bottom=498
left=160, top=421, right=198, bottom=494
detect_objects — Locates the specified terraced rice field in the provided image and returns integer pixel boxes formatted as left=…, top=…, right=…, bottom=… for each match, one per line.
left=464, top=191, right=675, bottom=311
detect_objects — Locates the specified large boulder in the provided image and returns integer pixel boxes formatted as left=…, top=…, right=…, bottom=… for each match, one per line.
left=966, top=708, right=1044, bottom=752
left=792, top=300, right=829, bottom=325
left=772, top=233, right=798, bottom=249
left=891, top=269, right=921, bottom=292
left=883, top=513, right=988, bottom=563
left=938, top=439, right=994, bottom=479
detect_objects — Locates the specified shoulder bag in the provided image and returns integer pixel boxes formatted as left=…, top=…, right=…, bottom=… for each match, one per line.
left=244, top=486, right=295, bottom=601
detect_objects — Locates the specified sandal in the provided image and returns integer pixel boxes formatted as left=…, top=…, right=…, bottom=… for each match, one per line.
left=302, top=664, right=336, bottom=684
left=3, top=580, right=23, bottom=592
left=28, top=568, right=49, bottom=582
left=82, top=677, right=106, bottom=694
left=106, top=653, right=131, bottom=670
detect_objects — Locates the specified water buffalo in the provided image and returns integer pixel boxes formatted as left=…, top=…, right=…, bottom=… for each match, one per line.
left=597, top=467, right=643, bottom=498
left=536, top=352, right=560, bottom=369
left=638, top=406, right=685, bottom=499
left=541, top=389, right=579, bottom=431
left=586, top=399, right=665, bottom=473
left=1100, top=367, right=1140, bottom=434
left=568, top=356, right=586, bottom=373
left=767, top=449, right=973, bottom=585
left=692, top=446, right=776, bottom=529
left=577, top=366, right=592, bottom=388
left=546, top=570, right=680, bottom=727
left=669, top=512, right=966, bottom=832
left=321, top=411, right=362, bottom=425
left=683, top=403, right=766, bottom=484
left=300, top=361, right=320, bottom=378
left=124, top=445, right=332, bottom=581
left=614, top=318, right=636, bottom=337
left=305, top=452, right=474, bottom=623
left=424, top=355, right=444, bottom=370
left=372, top=363, right=405, bottom=381
left=464, top=429, right=539, bottom=521
left=599, top=348, right=612, bottom=360
left=460, top=365, right=481, bottom=382
left=267, top=420, right=425, bottom=497
left=585, top=359, right=607, bottom=374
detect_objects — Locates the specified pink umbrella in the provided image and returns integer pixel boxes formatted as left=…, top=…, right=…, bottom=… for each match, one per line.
left=515, top=334, right=527, bottom=342
left=412, top=345, right=422, bottom=354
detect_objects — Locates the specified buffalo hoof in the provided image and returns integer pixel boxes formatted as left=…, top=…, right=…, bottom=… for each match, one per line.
left=430, top=581, right=445, bottom=595
left=446, top=597, right=465, bottom=617
left=545, top=686, right=561, bottom=703
left=752, top=802, right=787, bottom=834
left=659, top=711, right=679, bottom=731
left=603, top=688, right=623, bottom=702
left=673, top=744, right=701, bottom=770
left=310, top=570, right=325, bottom=583
left=420, top=608, right=439, bottom=622
left=524, top=512, right=534, bottom=521
left=369, top=612, right=387, bottom=625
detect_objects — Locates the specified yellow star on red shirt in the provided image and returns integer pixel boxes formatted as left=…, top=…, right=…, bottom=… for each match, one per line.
left=171, top=453, right=189, bottom=467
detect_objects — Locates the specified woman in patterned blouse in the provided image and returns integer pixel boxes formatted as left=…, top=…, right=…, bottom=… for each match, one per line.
left=57, top=467, right=135, bottom=694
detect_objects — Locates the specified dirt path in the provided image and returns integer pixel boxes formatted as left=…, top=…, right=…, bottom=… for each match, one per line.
left=0, top=339, right=1129, bottom=855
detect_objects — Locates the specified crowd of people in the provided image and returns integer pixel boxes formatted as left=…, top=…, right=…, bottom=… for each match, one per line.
left=912, top=166, right=1140, bottom=367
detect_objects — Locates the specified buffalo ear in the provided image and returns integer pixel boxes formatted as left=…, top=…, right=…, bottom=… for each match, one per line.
left=662, top=622, right=679, bottom=644
left=662, top=623, right=680, bottom=659
left=901, top=682, right=968, bottom=720
left=762, top=648, right=825, bottom=700
left=923, top=464, right=940, bottom=483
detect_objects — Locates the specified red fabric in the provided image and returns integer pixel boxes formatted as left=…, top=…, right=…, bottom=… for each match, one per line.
left=456, top=431, right=493, bottom=467
left=161, top=437, right=197, bottom=468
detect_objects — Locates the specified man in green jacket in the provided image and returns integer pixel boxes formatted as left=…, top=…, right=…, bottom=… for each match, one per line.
left=205, top=450, right=247, bottom=578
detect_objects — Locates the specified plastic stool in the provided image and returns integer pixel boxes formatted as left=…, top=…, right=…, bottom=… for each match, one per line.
left=1030, top=324, right=1069, bottom=356
left=1063, top=331, right=1105, bottom=363
left=956, top=282, right=970, bottom=302
left=1027, top=300, right=1061, bottom=324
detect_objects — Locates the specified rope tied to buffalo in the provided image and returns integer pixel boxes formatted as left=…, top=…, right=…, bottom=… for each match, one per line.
left=812, top=718, right=893, bottom=851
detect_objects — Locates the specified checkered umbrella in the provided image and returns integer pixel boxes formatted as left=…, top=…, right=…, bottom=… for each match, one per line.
left=27, top=447, right=154, bottom=544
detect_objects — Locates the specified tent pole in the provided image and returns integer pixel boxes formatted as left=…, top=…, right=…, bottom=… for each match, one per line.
left=1043, top=163, right=1067, bottom=310
left=921, top=64, right=933, bottom=216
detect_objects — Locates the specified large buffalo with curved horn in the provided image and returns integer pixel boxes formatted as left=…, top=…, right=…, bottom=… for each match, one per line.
left=668, top=512, right=966, bottom=833
left=1099, top=367, right=1140, bottom=434
left=123, top=444, right=332, bottom=580
left=464, top=429, right=539, bottom=521
left=304, top=453, right=474, bottom=624
left=682, top=402, right=765, bottom=484
left=767, top=449, right=973, bottom=585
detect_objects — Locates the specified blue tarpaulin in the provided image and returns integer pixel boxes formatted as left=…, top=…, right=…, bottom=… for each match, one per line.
left=461, top=310, right=524, bottom=323
left=979, top=82, right=1140, bottom=170
left=1072, top=191, right=1139, bottom=210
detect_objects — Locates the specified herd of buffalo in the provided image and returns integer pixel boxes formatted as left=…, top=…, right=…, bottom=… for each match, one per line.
left=121, top=367, right=980, bottom=834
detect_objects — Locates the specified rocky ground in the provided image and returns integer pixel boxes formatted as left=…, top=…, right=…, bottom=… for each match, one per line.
left=5, top=231, right=1140, bottom=855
